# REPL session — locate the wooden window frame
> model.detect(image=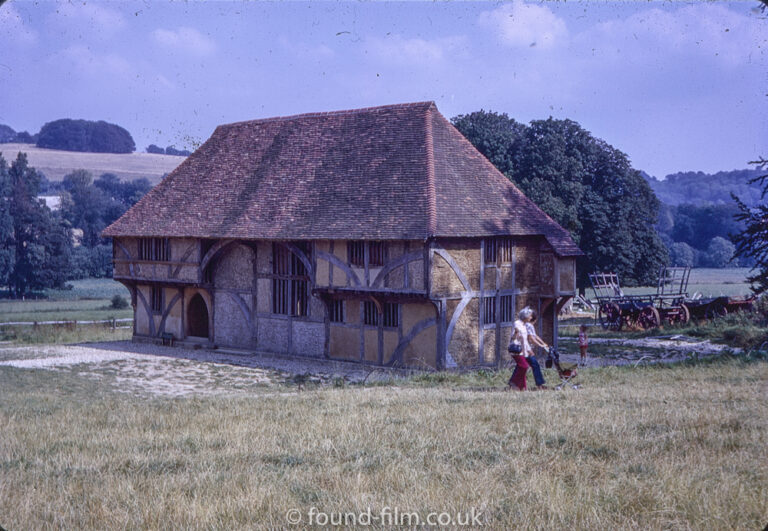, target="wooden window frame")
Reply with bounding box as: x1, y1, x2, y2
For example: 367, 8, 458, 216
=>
484, 237, 513, 265
482, 296, 496, 325
499, 295, 514, 323
272, 243, 310, 317
382, 302, 398, 328
369, 241, 385, 267
329, 299, 344, 323
348, 241, 365, 267
139, 238, 171, 262
363, 301, 378, 326
348, 240, 387, 268
150, 286, 163, 314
